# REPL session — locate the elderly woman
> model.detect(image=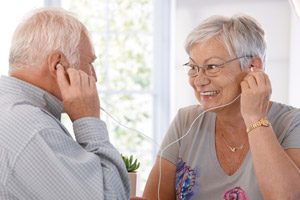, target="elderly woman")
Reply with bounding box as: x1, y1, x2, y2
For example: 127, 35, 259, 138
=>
143, 15, 300, 200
